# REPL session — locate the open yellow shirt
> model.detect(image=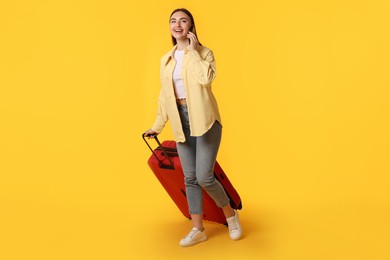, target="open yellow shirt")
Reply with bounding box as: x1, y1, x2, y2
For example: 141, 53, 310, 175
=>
151, 45, 222, 142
